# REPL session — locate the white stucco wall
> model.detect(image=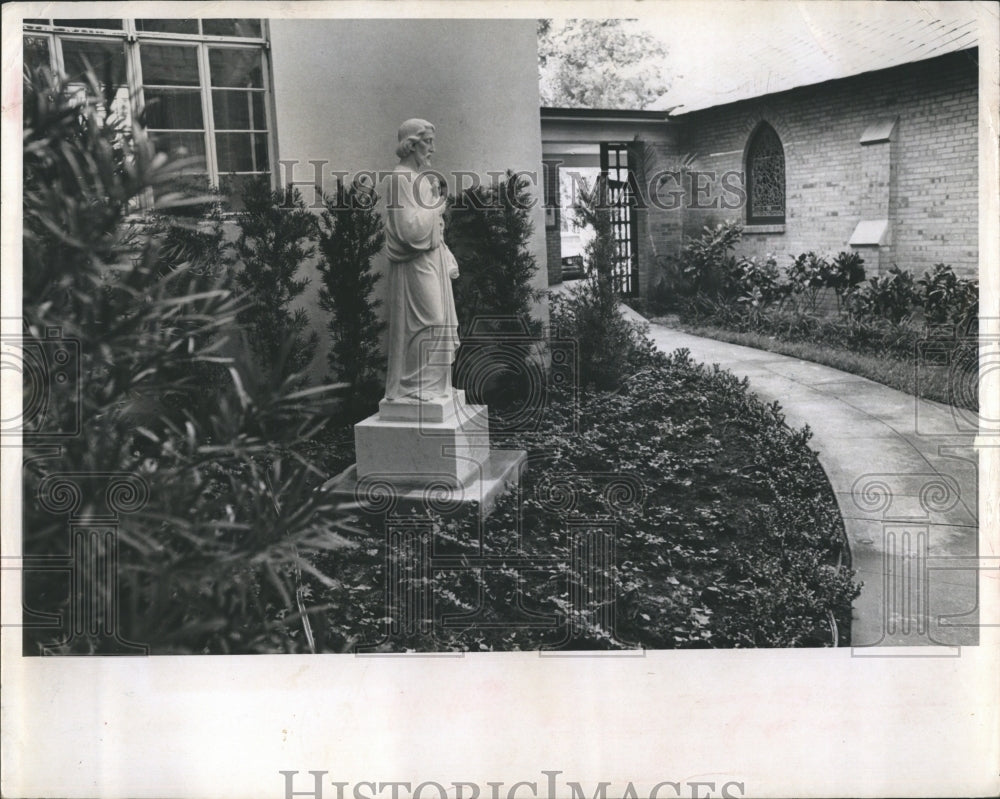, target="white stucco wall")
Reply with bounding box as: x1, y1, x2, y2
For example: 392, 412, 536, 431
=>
268, 18, 548, 379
